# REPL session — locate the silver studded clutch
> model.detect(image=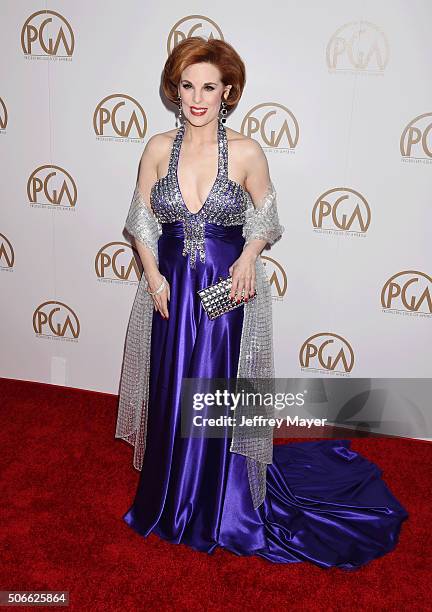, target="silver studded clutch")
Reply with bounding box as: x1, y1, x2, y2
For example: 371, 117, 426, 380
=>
197, 275, 257, 320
